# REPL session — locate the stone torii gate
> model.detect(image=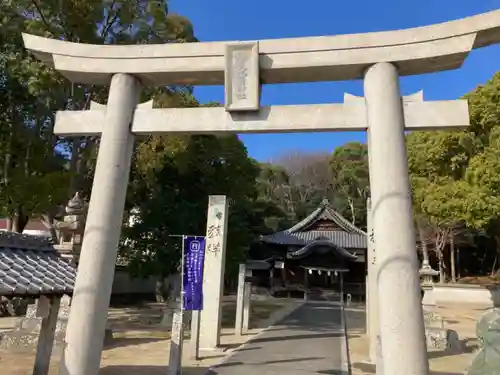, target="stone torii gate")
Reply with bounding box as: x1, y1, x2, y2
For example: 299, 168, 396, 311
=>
22, 9, 500, 375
